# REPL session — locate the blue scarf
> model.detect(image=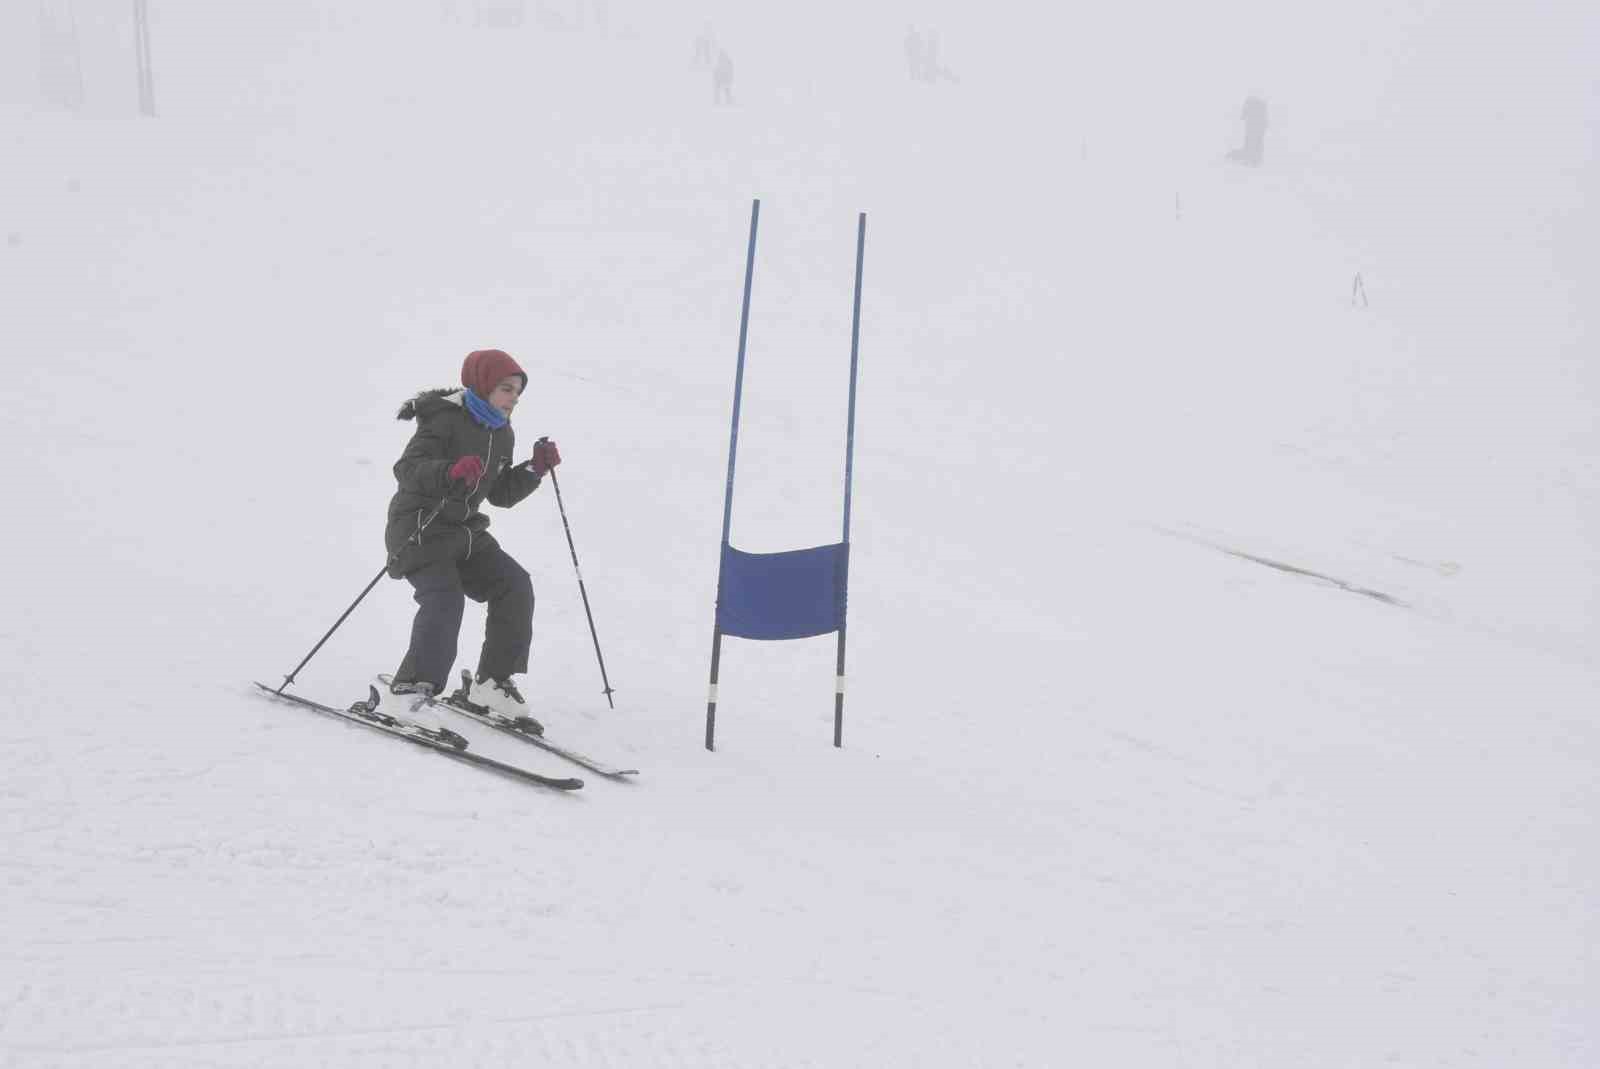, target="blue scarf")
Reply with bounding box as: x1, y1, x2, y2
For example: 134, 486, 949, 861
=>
462, 389, 507, 430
